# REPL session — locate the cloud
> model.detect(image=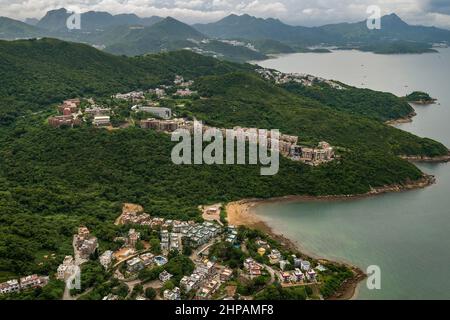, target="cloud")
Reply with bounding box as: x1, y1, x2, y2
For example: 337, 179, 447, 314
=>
1, 0, 449, 28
